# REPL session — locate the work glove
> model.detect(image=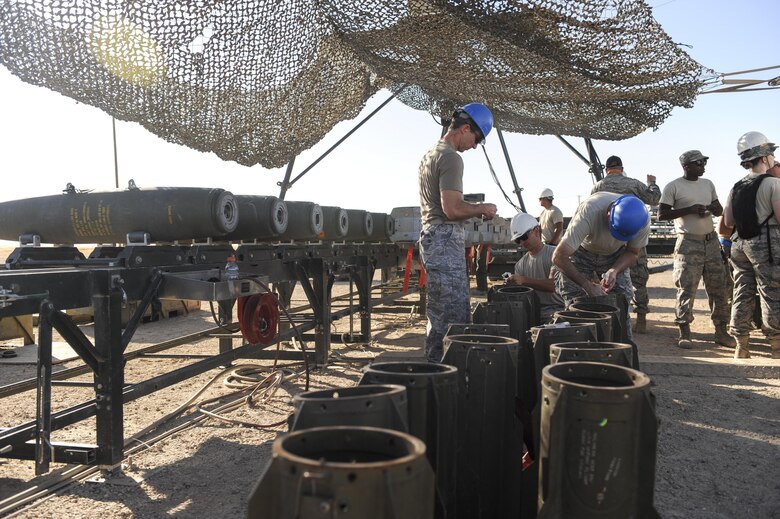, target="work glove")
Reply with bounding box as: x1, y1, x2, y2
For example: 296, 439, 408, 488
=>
719, 237, 731, 262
